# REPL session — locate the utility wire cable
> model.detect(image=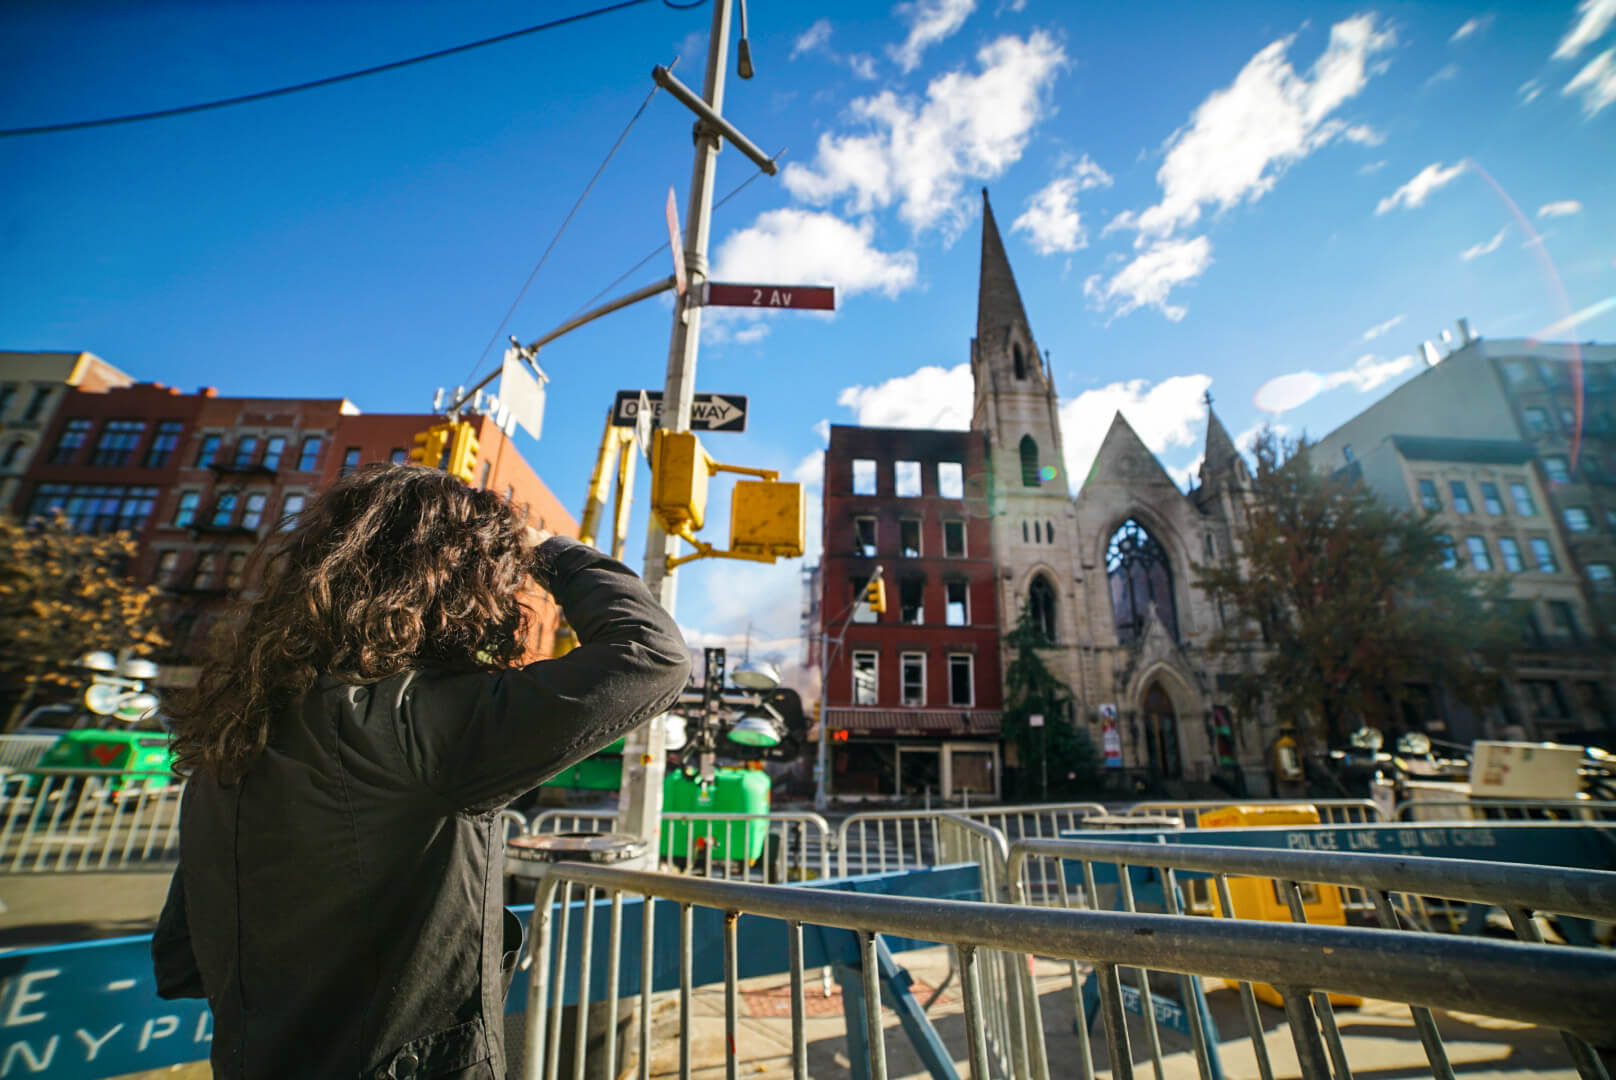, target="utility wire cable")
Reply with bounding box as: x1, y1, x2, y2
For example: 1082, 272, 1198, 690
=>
0, 0, 660, 138
458, 74, 666, 393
